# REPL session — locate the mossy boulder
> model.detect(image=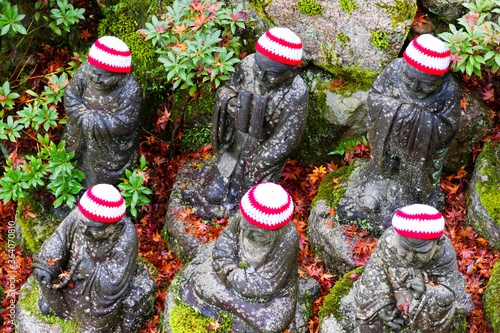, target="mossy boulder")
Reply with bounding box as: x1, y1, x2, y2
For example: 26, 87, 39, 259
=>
227, 0, 414, 72
14, 195, 62, 254
485, 260, 500, 332
467, 140, 500, 250
308, 163, 358, 273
